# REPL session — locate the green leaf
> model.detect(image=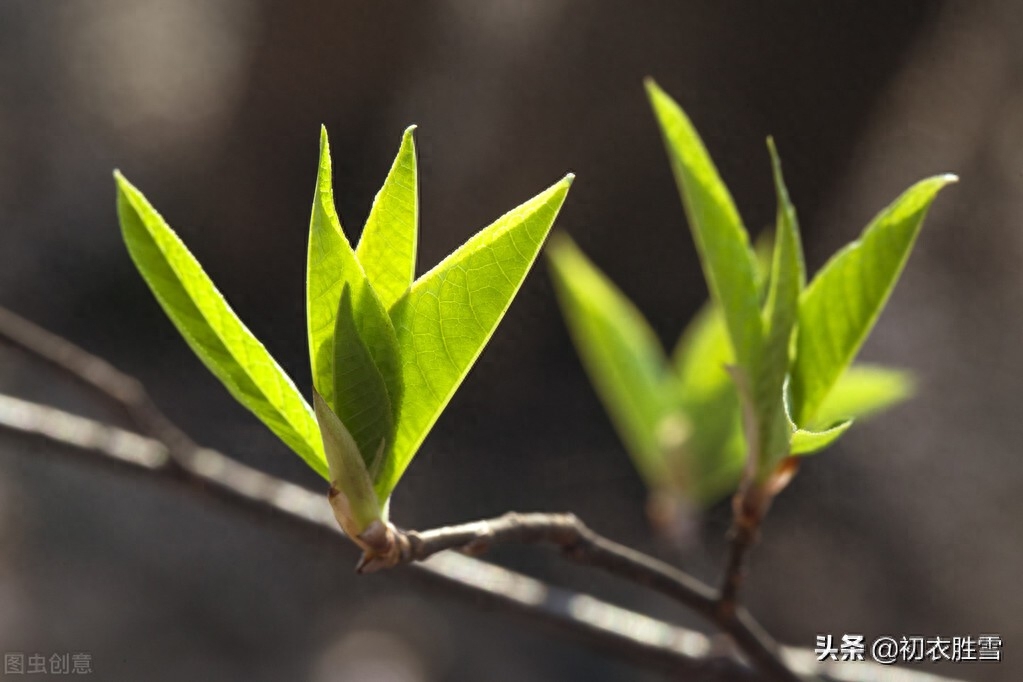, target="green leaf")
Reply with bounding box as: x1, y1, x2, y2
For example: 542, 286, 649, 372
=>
812, 364, 914, 429
356, 125, 419, 311
306, 127, 403, 423
753, 138, 805, 474
115, 172, 328, 479
674, 304, 733, 400
332, 285, 393, 485
790, 174, 956, 425
694, 420, 747, 503
380, 175, 574, 500
313, 392, 382, 534
752, 230, 775, 298
548, 235, 676, 487
790, 419, 853, 456
646, 78, 763, 374
671, 304, 745, 490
